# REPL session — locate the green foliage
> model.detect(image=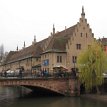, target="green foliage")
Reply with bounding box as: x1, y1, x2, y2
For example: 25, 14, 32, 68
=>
77, 42, 107, 91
